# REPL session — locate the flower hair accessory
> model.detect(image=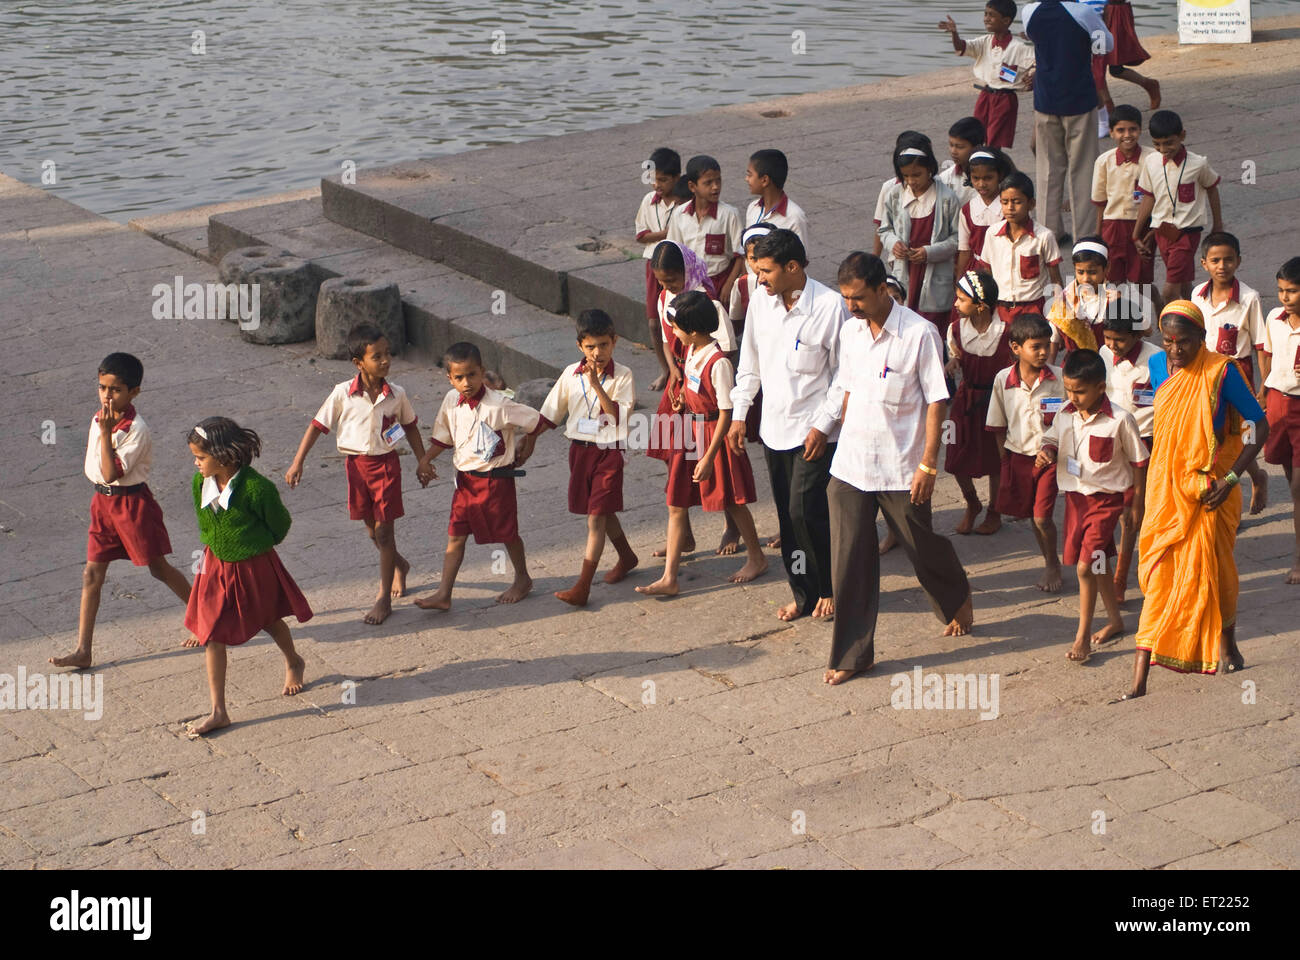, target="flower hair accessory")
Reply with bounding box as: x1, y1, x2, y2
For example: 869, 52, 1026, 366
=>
193, 425, 209, 440
957, 271, 986, 304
